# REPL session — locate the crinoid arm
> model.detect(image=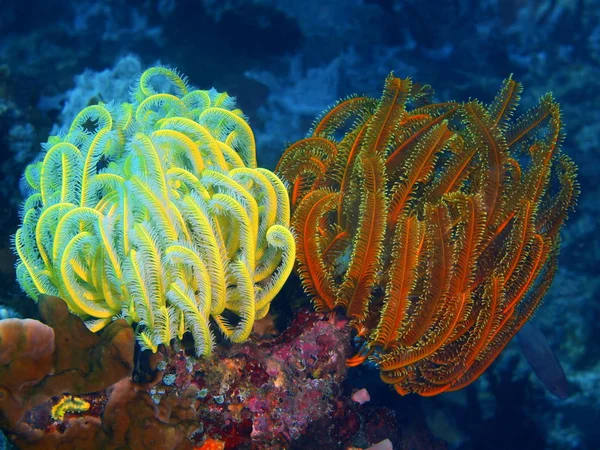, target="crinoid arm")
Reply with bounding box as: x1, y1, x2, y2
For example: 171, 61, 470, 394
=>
14, 67, 295, 356
277, 73, 577, 396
